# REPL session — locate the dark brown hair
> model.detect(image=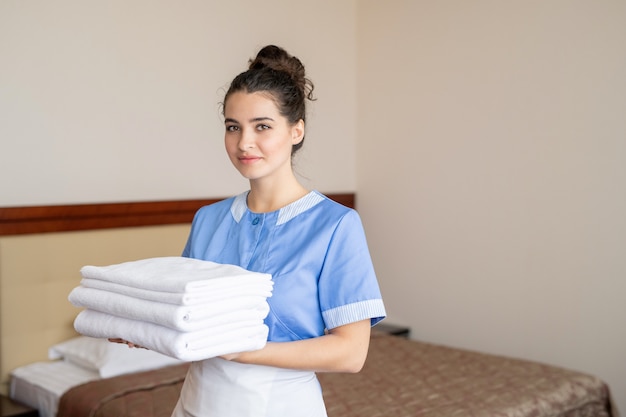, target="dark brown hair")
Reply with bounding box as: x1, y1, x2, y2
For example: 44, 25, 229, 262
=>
223, 45, 315, 155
